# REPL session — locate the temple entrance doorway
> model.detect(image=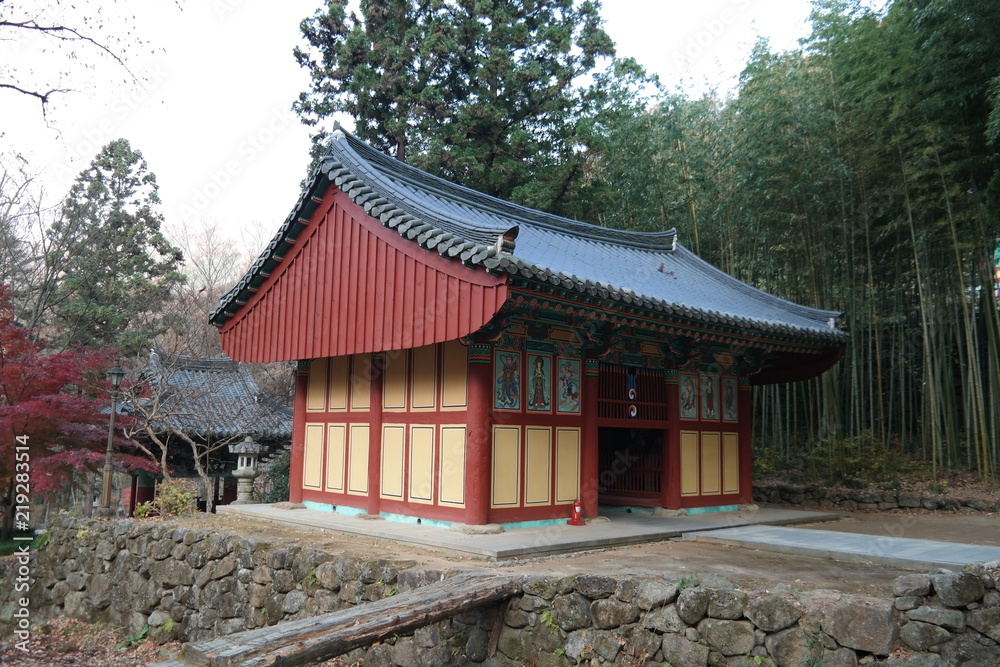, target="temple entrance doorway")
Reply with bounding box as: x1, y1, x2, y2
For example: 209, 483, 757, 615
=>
597, 427, 664, 507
